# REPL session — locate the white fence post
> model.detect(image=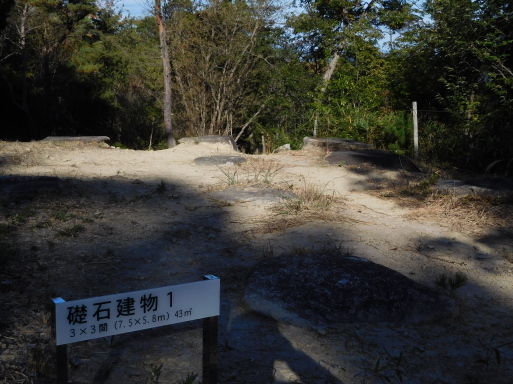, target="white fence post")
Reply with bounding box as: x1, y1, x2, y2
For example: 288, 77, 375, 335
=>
413, 101, 419, 160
